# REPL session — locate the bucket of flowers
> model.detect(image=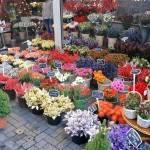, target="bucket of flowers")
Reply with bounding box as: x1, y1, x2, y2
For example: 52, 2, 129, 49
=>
18, 68, 31, 83
72, 85, 91, 110
93, 70, 111, 91
55, 71, 70, 84
75, 67, 92, 88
